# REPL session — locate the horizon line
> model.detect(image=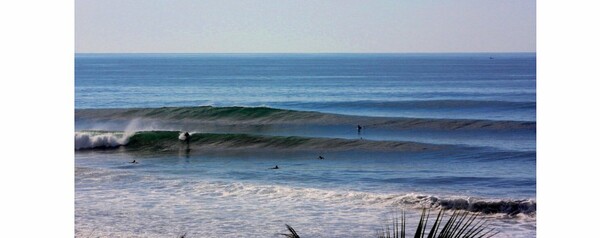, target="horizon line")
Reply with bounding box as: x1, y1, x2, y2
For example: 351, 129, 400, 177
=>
75, 51, 536, 54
